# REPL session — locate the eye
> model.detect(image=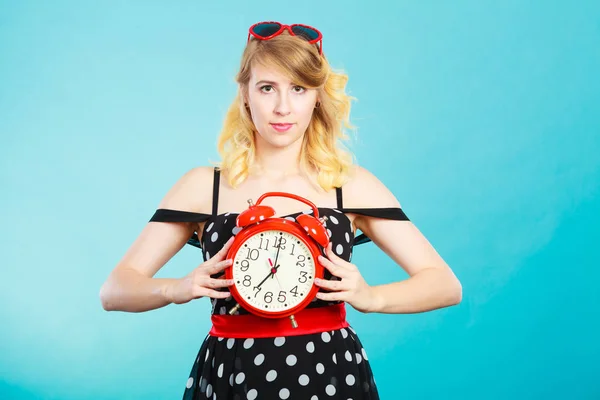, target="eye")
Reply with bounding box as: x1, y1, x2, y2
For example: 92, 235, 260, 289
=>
292, 85, 306, 94
260, 85, 274, 93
